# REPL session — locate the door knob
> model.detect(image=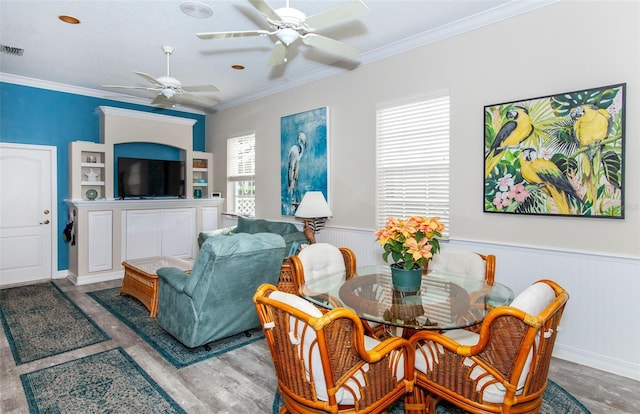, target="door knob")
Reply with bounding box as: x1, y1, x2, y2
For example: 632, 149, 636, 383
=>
40, 220, 50, 225
44, 209, 50, 214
